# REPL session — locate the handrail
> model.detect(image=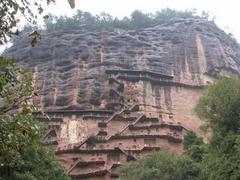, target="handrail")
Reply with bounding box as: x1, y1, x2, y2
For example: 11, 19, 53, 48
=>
118, 74, 205, 89
33, 109, 114, 115
106, 69, 173, 79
